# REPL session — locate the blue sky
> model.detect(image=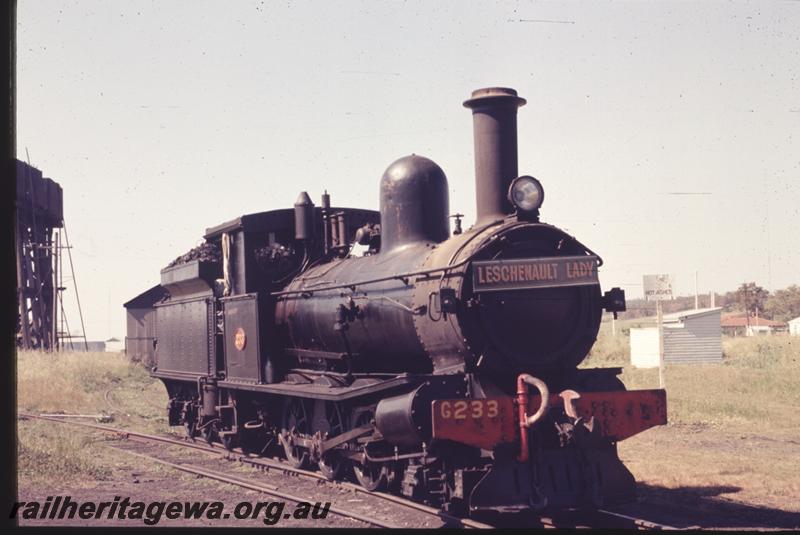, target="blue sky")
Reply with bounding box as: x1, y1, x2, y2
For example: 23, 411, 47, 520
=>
17, 0, 800, 339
